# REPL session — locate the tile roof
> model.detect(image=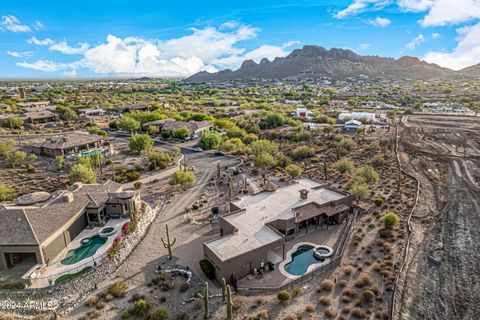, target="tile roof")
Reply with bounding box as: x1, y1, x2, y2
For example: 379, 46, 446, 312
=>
0, 181, 127, 246
30, 133, 105, 150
